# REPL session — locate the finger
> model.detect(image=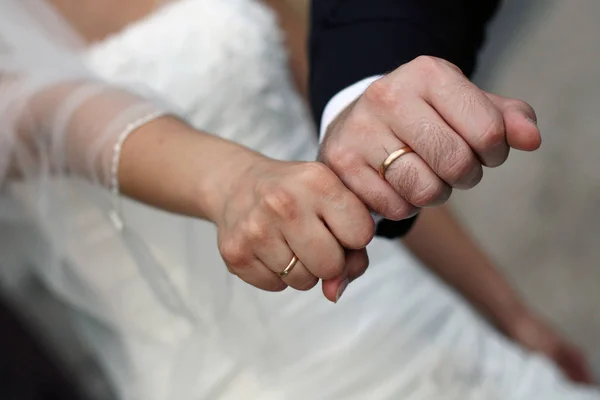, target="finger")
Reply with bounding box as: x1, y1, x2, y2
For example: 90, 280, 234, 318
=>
320, 127, 414, 221
416, 61, 509, 167
384, 151, 453, 207
358, 128, 453, 207
485, 92, 542, 152
277, 258, 318, 291
231, 258, 288, 292
318, 181, 375, 250
321, 249, 369, 303
338, 106, 456, 202
282, 214, 346, 281
219, 231, 288, 291
345, 248, 370, 282
382, 99, 483, 190
255, 233, 318, 291
234, 212, 318, 291
335, 161, 417, 221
